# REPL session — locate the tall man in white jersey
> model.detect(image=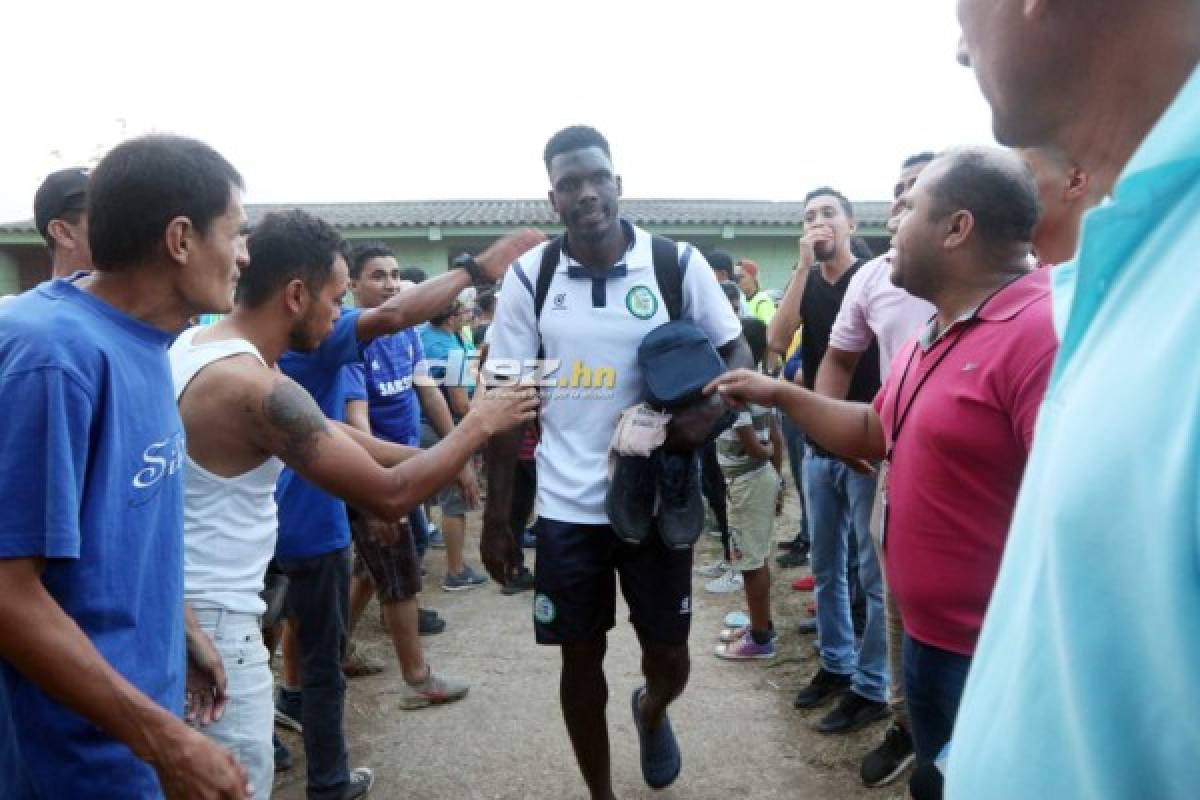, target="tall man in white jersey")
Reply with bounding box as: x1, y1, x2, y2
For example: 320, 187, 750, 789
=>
482, 126, 750, 799
171, 210, 538, 799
